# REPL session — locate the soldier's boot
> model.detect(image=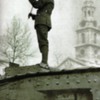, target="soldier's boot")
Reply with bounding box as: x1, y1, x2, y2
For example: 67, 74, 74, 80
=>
40, 46, 50, 69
